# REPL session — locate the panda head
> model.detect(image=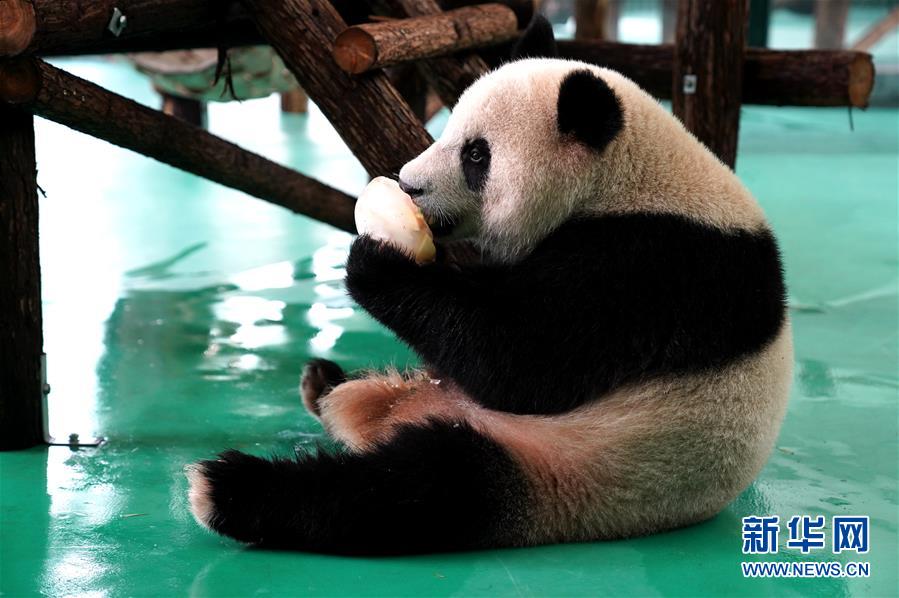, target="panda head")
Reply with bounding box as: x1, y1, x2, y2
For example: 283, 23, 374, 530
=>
398, 17, 633, 262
